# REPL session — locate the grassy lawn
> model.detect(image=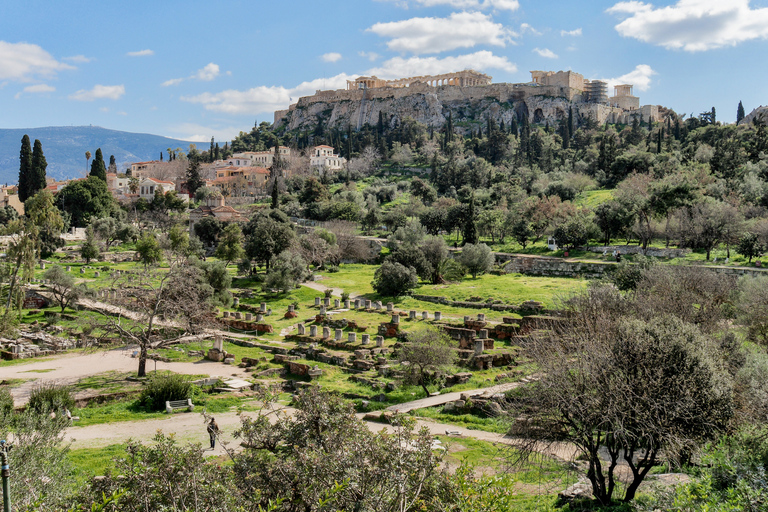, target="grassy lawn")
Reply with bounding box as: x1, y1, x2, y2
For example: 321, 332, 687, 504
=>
67, 444, 126, 484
